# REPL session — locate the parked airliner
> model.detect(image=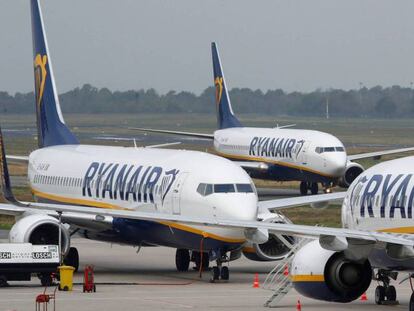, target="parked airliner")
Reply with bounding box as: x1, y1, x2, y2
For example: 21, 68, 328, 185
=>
131, 43, 414, 195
